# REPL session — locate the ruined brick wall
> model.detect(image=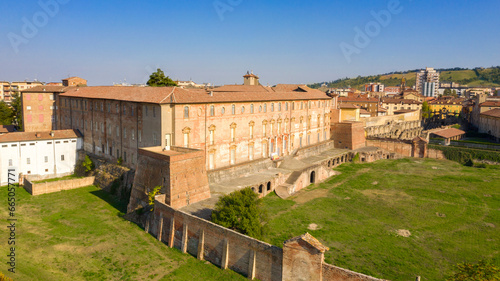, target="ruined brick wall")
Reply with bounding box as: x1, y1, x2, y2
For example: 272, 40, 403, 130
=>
366, 139, 413, 157
332, 122, 366, 150
151, 196, 283, 281
149, 195, 385, 281
426, 149, 446, 160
